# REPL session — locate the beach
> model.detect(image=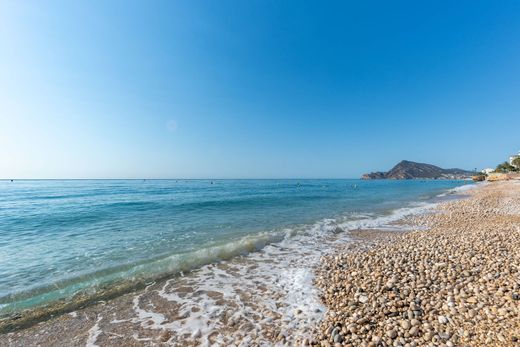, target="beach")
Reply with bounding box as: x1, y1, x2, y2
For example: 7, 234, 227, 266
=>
1, 180, 519, 346
4, 0, 520, 345
0, 179, 463, 346
315, 180, 520, 346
